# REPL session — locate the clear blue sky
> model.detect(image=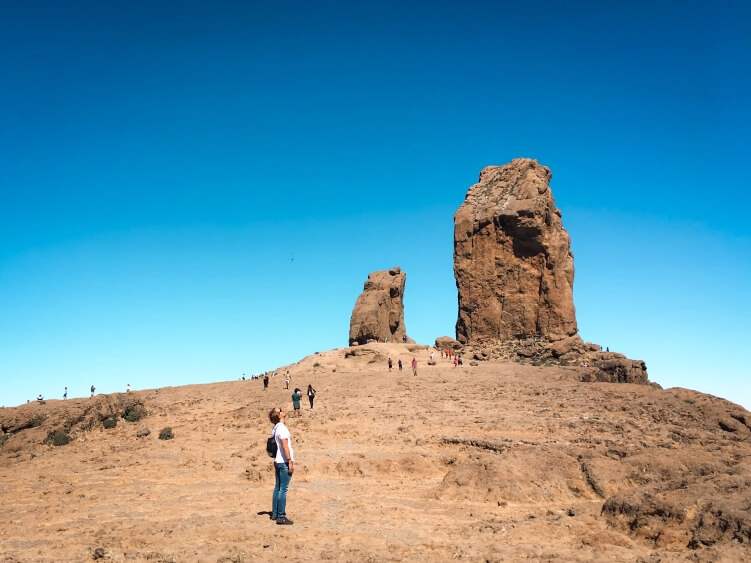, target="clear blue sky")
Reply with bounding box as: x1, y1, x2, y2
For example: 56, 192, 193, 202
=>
2, 1, 749, 409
